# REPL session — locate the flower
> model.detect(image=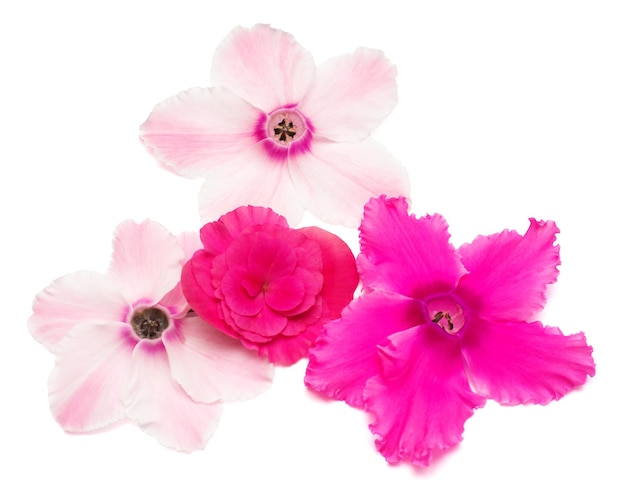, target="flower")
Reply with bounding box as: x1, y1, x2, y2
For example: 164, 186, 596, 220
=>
140, 24, 410, 227
29, 219, 273, 452
181, 205, 359, 365
305, 196, 595, 466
